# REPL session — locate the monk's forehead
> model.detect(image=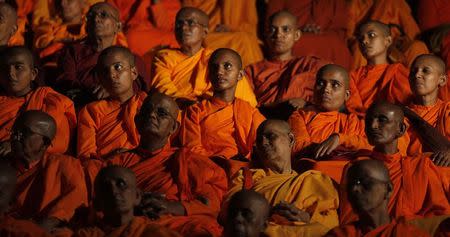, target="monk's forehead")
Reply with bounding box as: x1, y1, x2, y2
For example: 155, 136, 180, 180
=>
367, 103, 403, 120
0, 4, 14, 17
349, 161, 389, 182
413, 55, 446, 73
1, 50, 33, 65
269, 12, 297, 26
145, 94, 179, 114
177, 9, 208, 25
359, 22, 389, 36
89, 3, 118, 18
319, 66, 348, 82
258, 121, 290, 135
99, 168, 136, 184
99, 51, 131, 65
